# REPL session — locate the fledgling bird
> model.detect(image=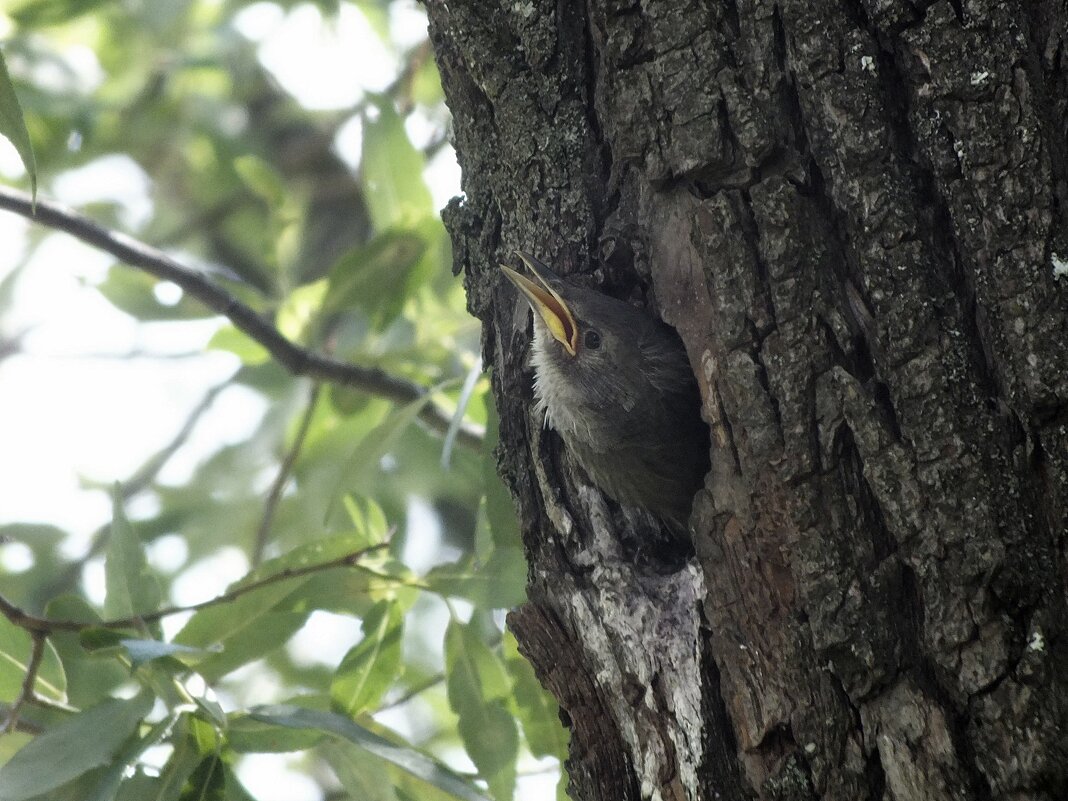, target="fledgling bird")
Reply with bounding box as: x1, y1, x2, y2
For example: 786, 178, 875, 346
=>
501, 252, 710, 536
